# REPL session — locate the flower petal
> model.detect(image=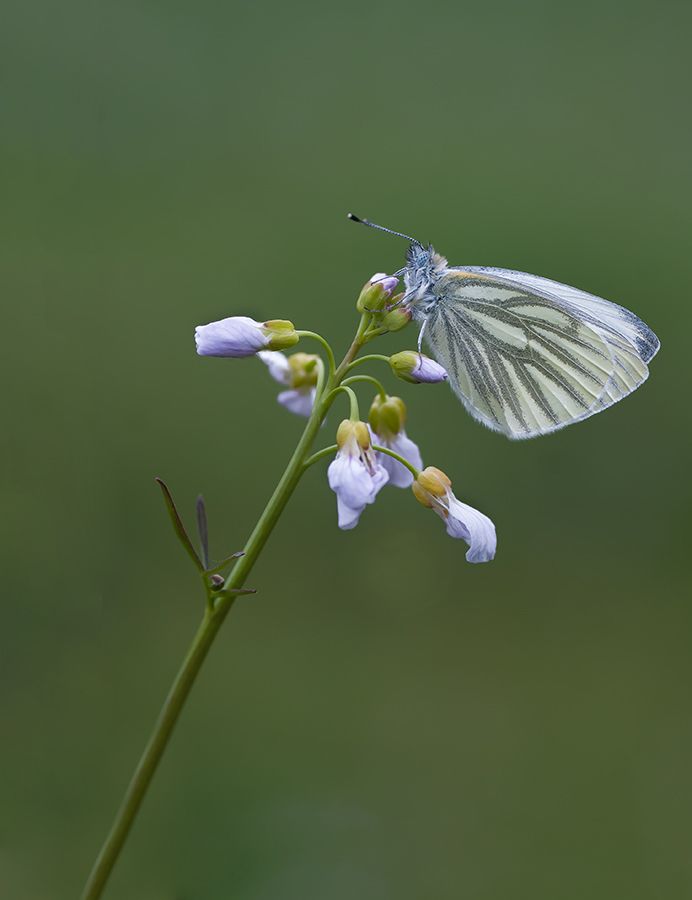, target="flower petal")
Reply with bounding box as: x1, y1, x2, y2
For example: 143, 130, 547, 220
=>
411, 355, 448, 383
258, 350, 291, 384
277, 388, 315, 417
445, 496, 497, 563
375, 430, 423, 489
328, 449, 389, 530
369, 272, 399, 296
195, 316, 268, 357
